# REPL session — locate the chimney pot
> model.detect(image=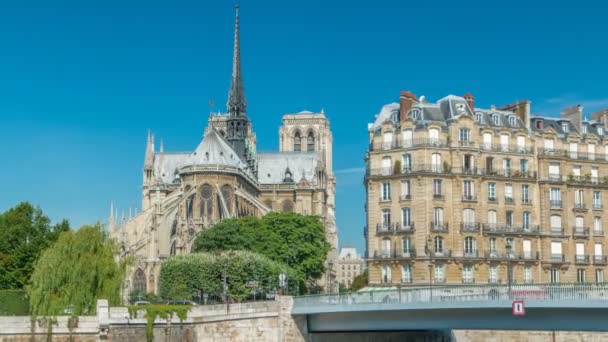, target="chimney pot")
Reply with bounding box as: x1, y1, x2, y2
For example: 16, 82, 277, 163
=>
464, 93, 475, 110
399, 90, 417, 123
